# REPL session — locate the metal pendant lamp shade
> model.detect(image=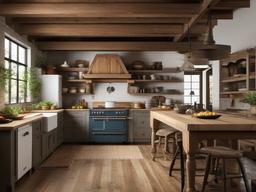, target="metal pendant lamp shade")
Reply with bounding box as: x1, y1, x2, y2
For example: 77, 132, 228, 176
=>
191, 12, 231, 61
